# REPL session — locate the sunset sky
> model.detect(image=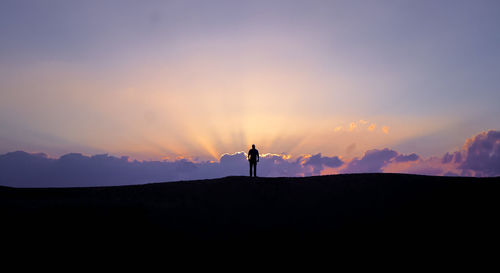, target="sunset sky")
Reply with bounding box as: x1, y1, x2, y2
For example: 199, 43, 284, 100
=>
1, 1, 500, 185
